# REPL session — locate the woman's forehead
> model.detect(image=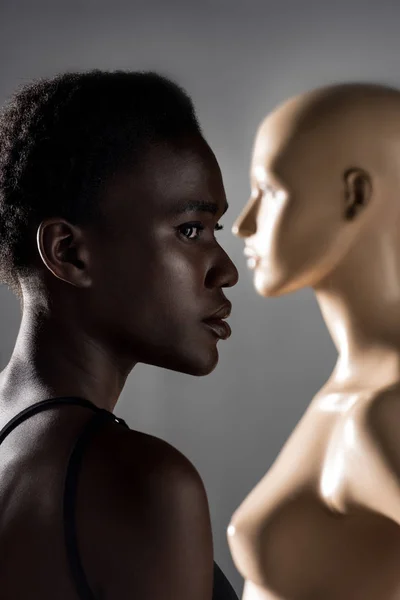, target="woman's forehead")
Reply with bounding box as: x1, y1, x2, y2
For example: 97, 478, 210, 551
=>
101, 139, 226, 218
